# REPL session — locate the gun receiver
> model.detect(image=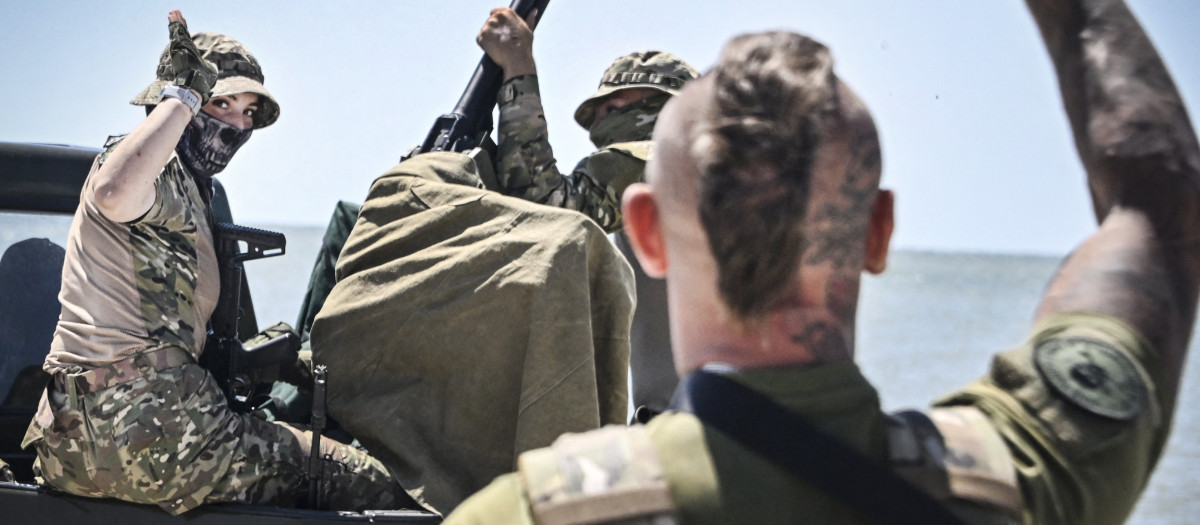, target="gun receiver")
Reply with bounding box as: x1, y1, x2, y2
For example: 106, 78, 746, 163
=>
201, 222, 292, 412
405, 0, 551, 159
